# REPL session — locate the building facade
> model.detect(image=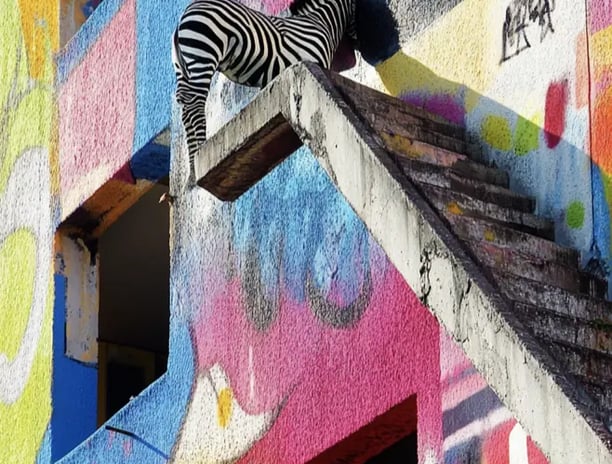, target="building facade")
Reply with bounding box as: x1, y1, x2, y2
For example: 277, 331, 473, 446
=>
1, 0, 611, 462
